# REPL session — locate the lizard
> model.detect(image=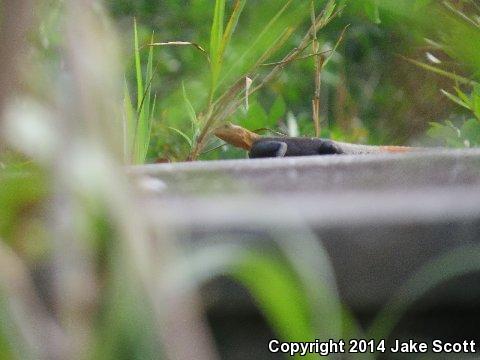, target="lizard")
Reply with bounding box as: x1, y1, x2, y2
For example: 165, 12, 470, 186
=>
213, 123, 415, 158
